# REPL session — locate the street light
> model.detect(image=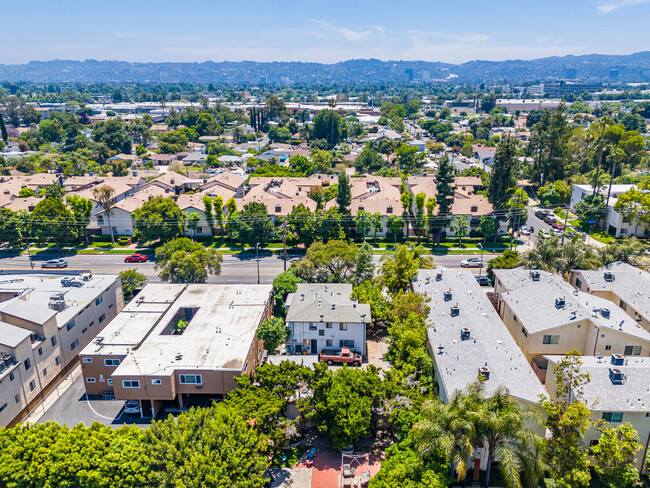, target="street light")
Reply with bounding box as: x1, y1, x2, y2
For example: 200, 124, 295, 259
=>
280, 219, 288, 272
255, 242, 260, 284
478, 242, 484, 278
